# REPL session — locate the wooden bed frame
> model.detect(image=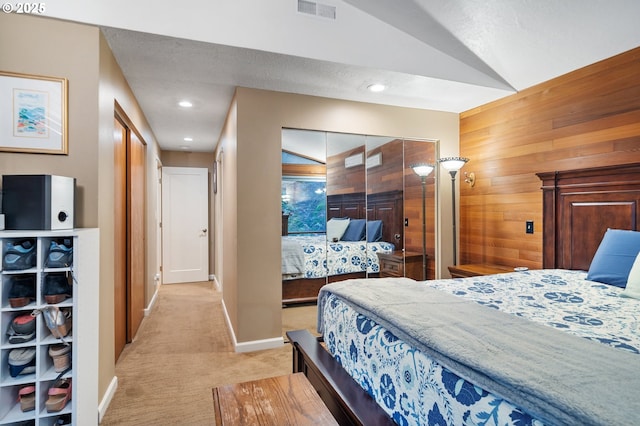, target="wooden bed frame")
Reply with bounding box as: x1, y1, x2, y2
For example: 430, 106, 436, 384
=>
282, 190, 403, 305
288, 163, 640, 424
